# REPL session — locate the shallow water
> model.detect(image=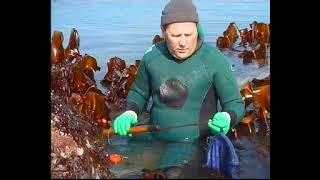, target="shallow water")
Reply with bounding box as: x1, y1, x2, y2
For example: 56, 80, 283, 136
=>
51, 0, 270, 88
52, 0, 270, 178
104, 114, 270, 179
